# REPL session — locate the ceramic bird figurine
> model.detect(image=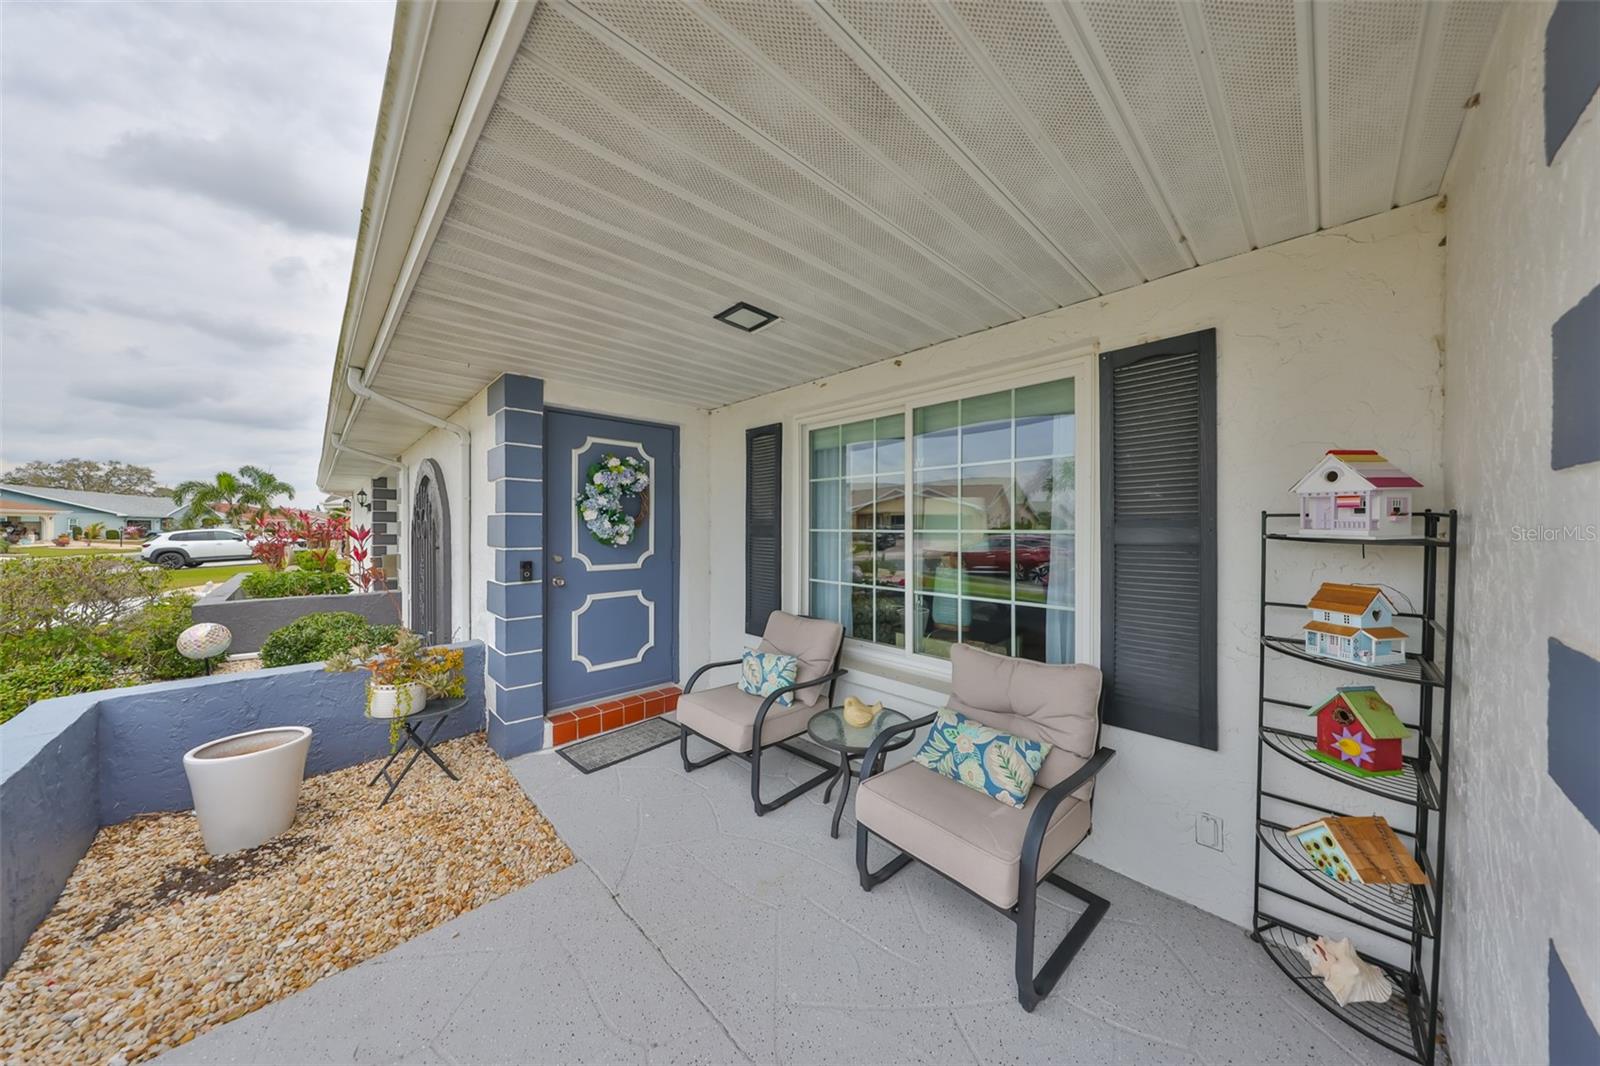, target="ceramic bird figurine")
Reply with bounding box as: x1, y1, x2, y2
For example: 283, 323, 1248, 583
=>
842, 696, 882, 728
